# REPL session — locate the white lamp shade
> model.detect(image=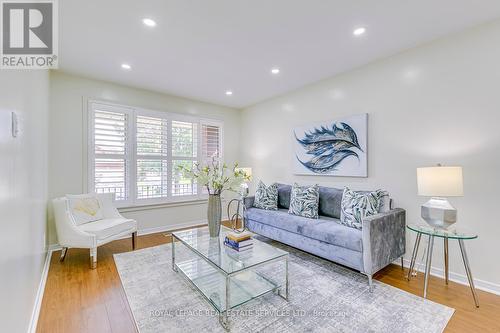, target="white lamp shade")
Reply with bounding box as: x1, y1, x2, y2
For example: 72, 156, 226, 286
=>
235, 167, 252, 179
417, 166, 463, 197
